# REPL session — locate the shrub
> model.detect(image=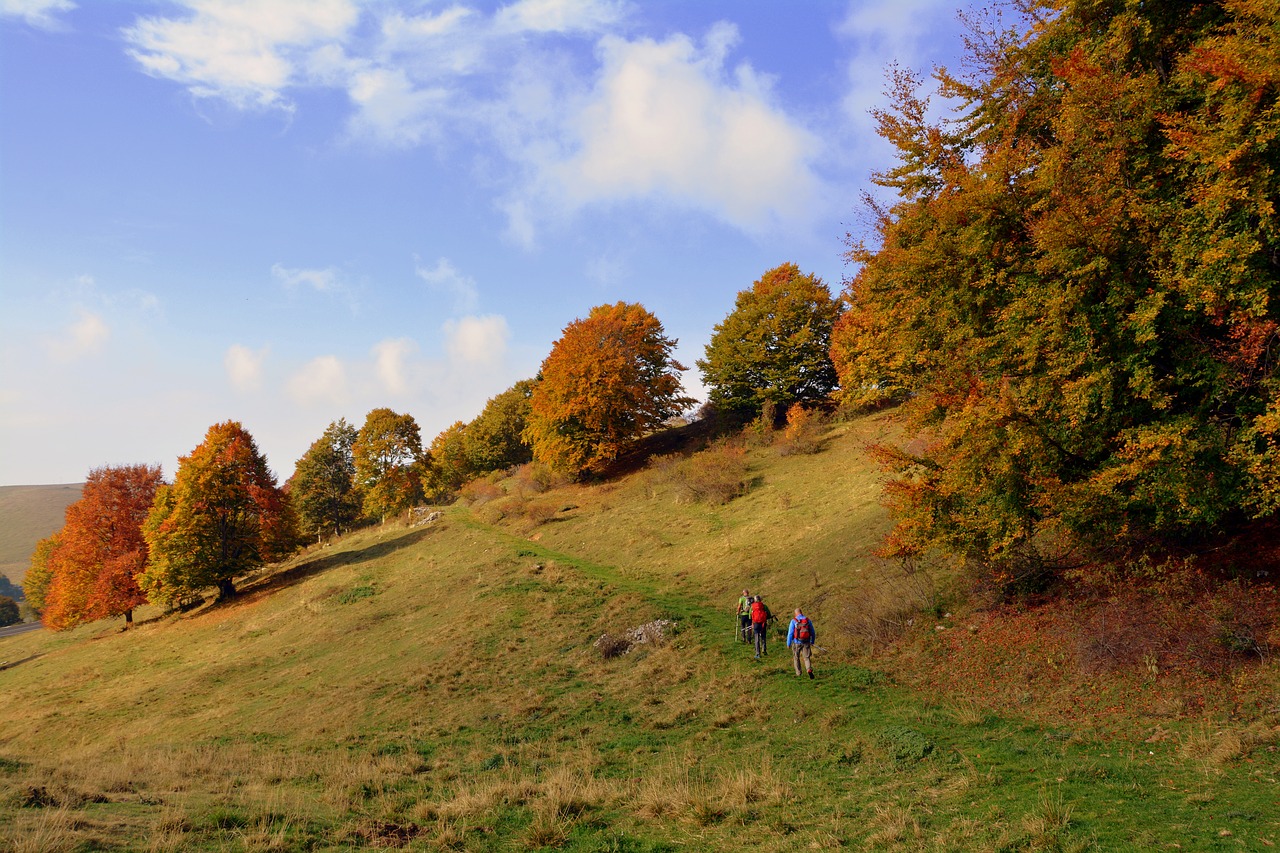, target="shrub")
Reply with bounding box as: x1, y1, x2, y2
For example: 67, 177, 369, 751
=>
458, 476, 504, 506
777, 403, 823, 456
